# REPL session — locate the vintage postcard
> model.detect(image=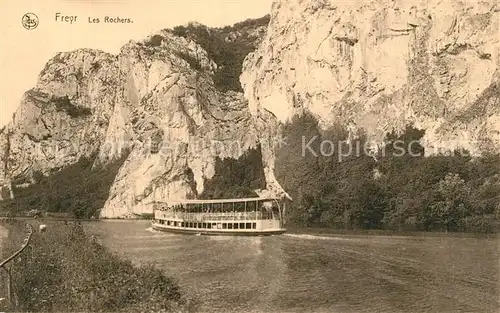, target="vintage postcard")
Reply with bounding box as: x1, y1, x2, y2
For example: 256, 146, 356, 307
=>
0, 0, 499, 312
